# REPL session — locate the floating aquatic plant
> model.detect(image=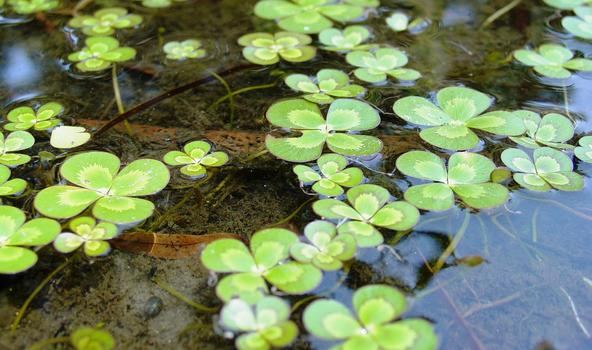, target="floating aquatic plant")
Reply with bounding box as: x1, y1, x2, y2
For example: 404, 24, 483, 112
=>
71, 326, 115, 350
543, 0, 591, 9
163, 39, 206, 60
68, 7, 142, 36
68, 36, 137, 72
290, 220, 356, 270
163, 140, 229, 178
0, 205, 60, 274
501, 147, 584, 191
385, 12, 428, 33
50, 126, 91, 149
0, 130, 34, 167
254, 0, 377, 34
53, 217, 118, 257
510, 110, 574, 149
238, 32, 316, 65
562, 6, 592, 39
201, 228, 322, 301
7, 0, 58, 14
396, 151, 509, 211
141, 0, 186, 7
513, 43, 592, 78
4, 101, 63, 131
318, 25, 376, 52
393, 86, 525, 150
265, 98, 382, 162
0, 165, 26, 196
220, 296, 298, 350
34, 151, 170, 224
575, 136, 592, 162
313, 184, 419, 247
284, 69, 366, 104
303, 284, 437, 350
345, 48, 421, 84
293, 153, 363, 196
